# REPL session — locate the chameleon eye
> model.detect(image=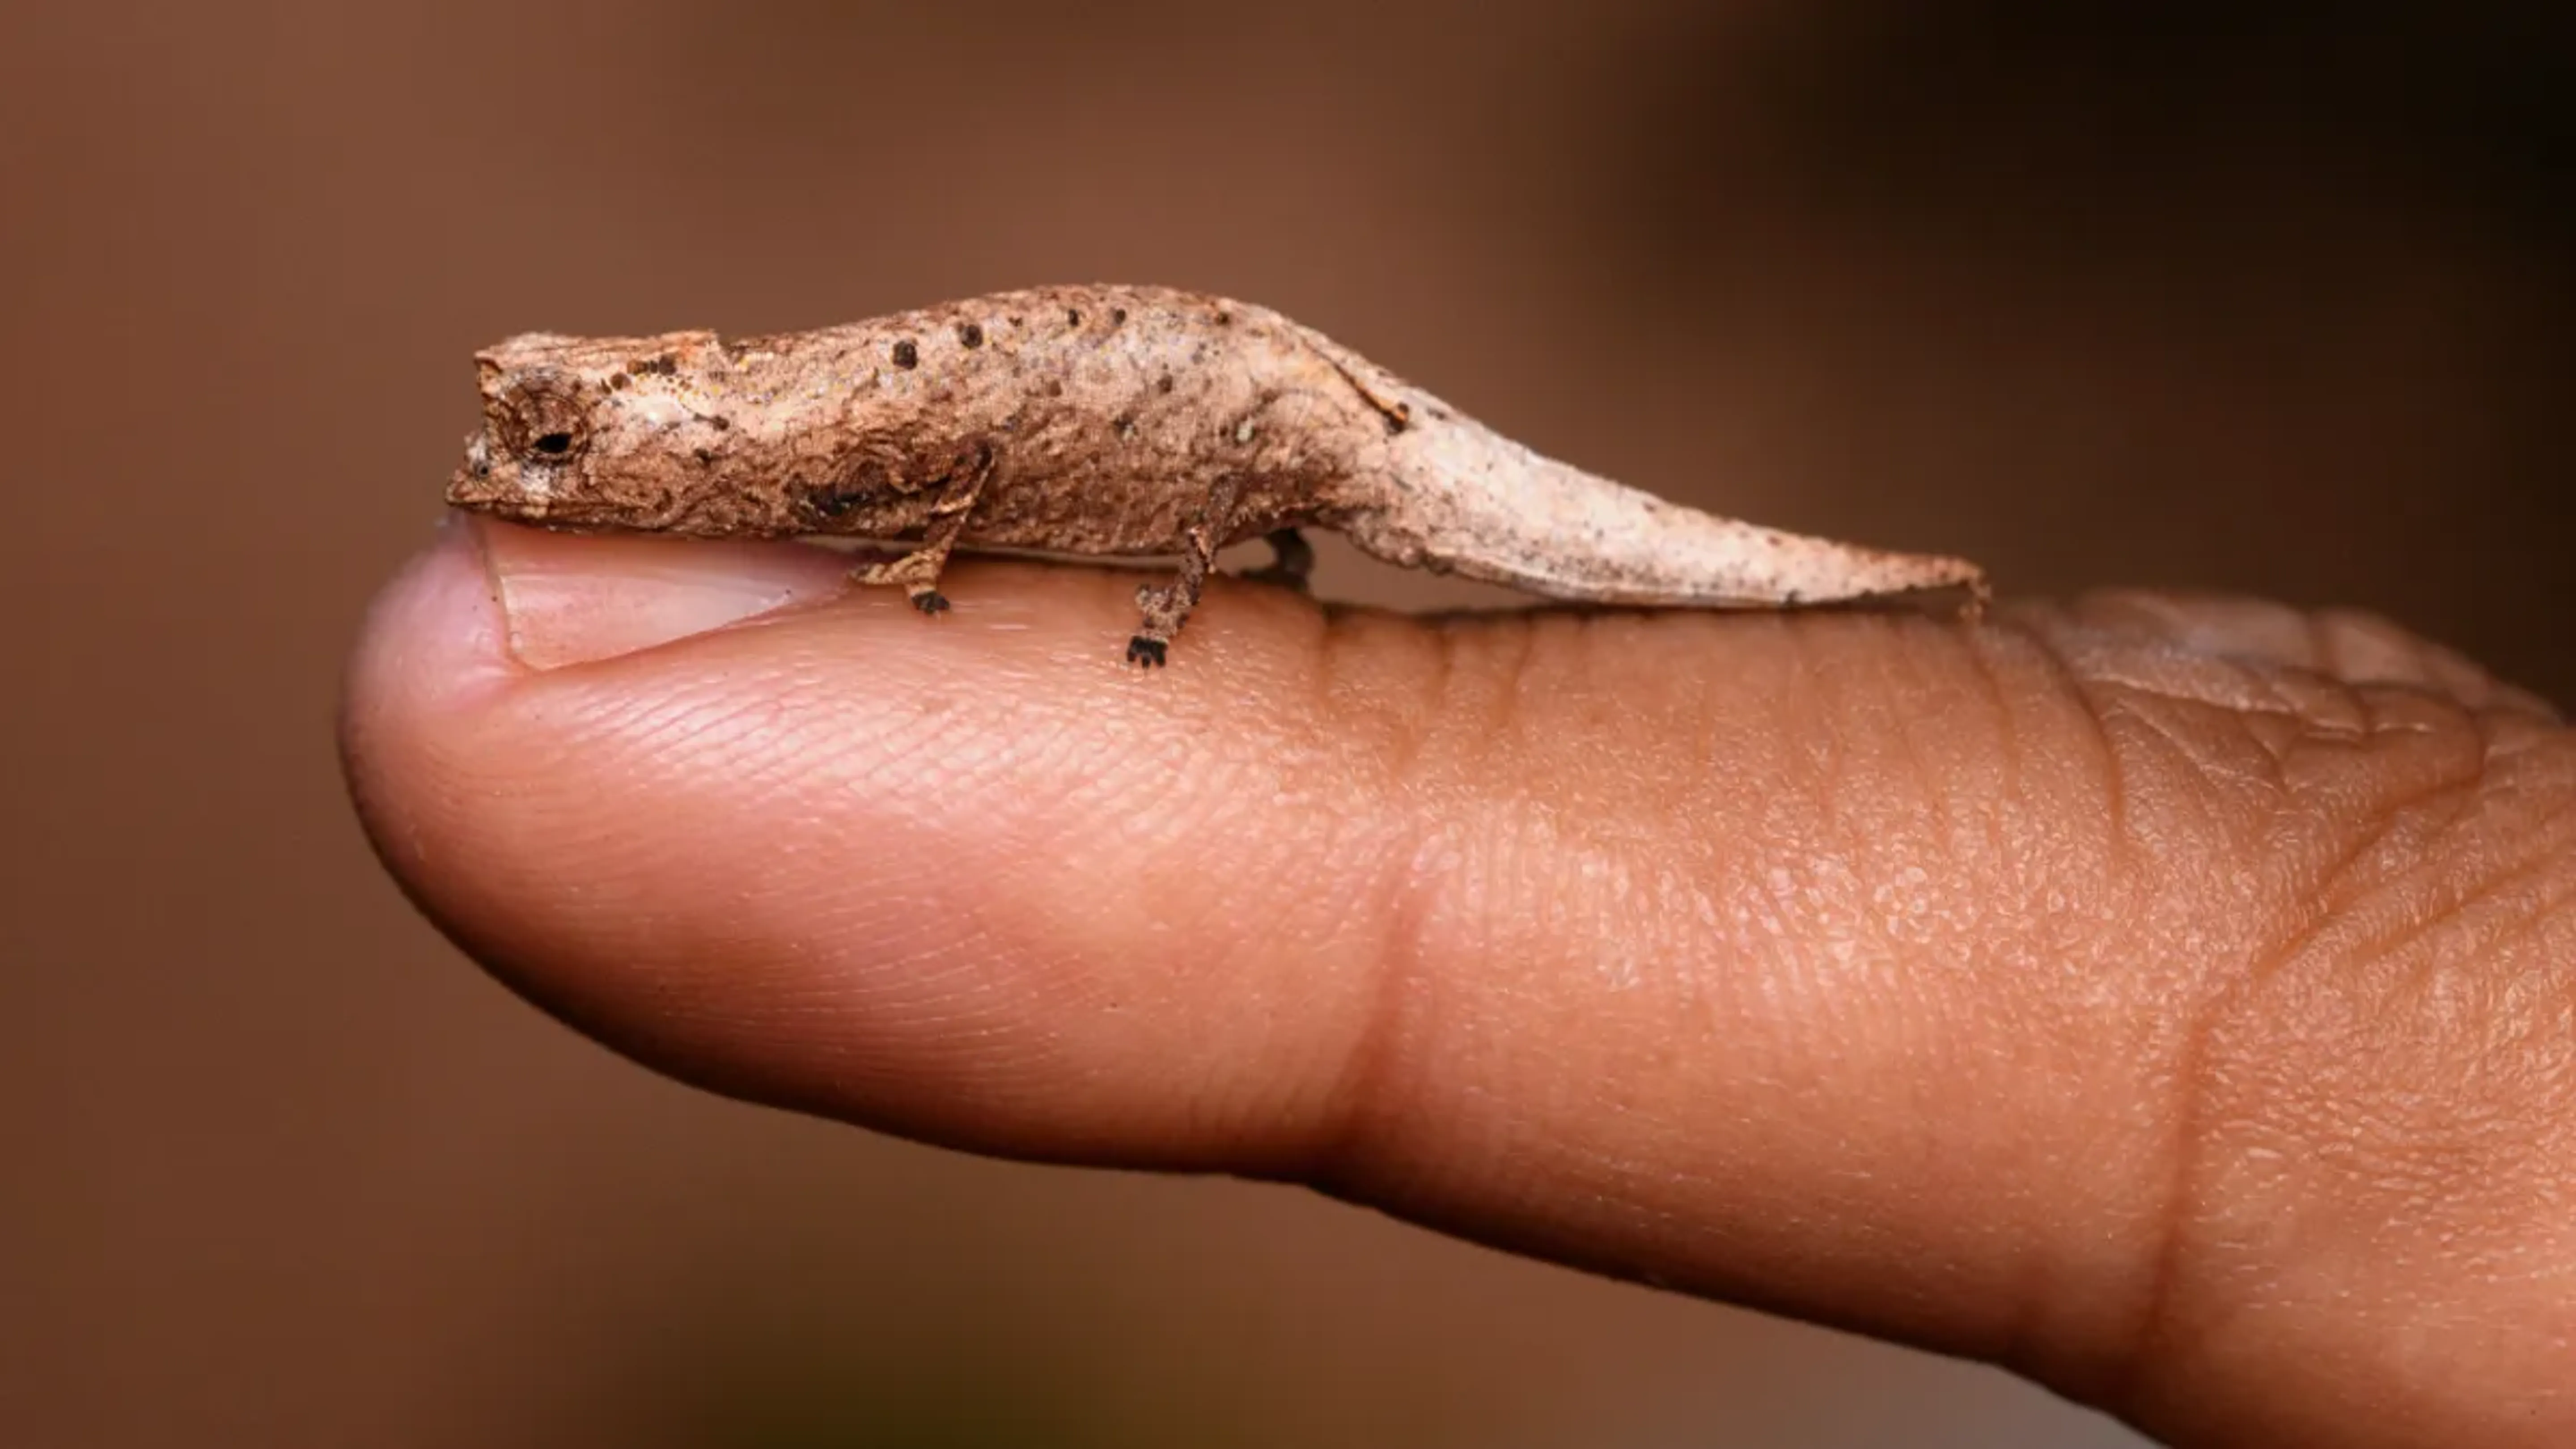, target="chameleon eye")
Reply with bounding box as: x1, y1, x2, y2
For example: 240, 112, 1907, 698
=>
488, 368, 593, 465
